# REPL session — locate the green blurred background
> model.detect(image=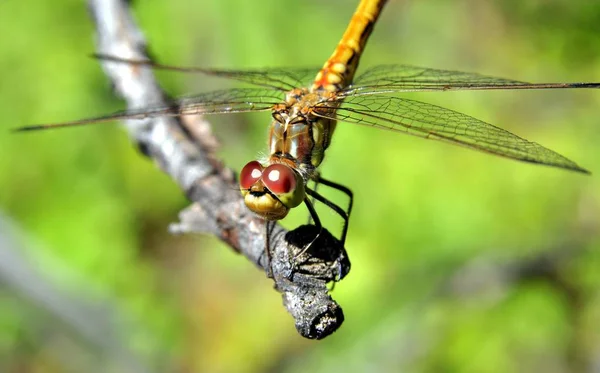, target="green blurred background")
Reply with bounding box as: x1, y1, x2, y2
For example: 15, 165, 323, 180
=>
1, 0, 599, 372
